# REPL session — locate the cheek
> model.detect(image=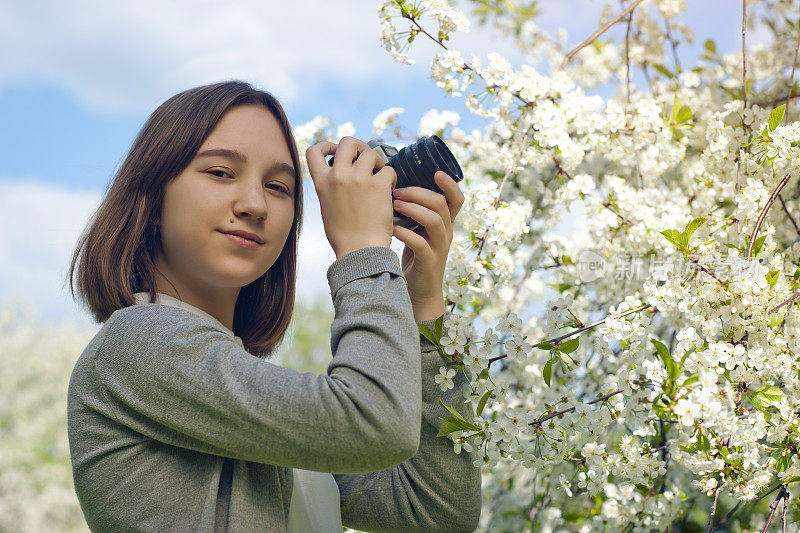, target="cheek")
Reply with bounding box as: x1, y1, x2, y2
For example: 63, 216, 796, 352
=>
279, 202, 296, 232
161, 205, 212, 255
